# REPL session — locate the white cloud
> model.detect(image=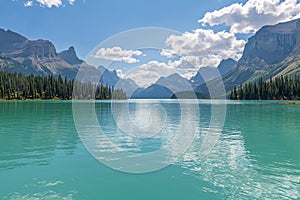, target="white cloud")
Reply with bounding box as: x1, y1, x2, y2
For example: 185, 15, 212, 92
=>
199, 0, 300, 34
124, 59, 199, 87
23, 0, 75, 8
94, 47, 143, 64
148, 1, 300, 83
167, 56, 199, 69
24, 1, 33, 7
125, 61, 175, 87
37, 0, 62, 8
162, 29, 245, 68
161, 0, 300, 70
160, 49, 178, 58
165, 57, 199, 79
